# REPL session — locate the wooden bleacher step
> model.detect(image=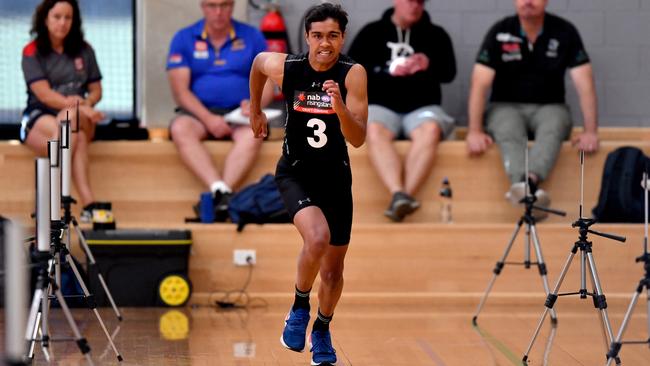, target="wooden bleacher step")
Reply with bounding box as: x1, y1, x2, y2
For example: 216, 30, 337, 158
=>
1, 139, 649, 225
94, 222, 645, 306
